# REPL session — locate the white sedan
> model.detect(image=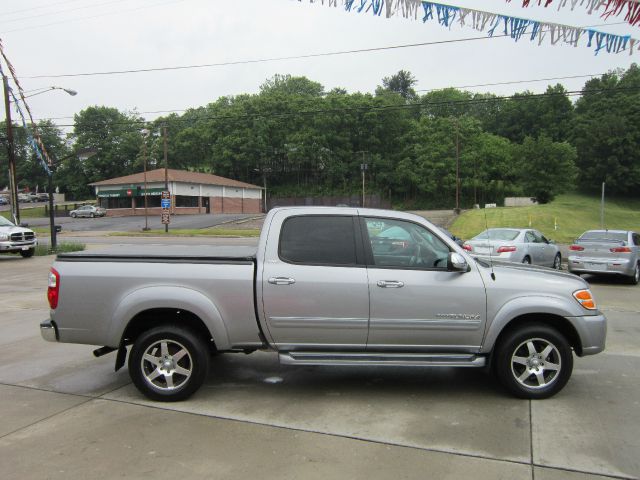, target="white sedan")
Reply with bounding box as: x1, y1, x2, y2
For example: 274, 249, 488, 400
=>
463, 228, 562, 269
